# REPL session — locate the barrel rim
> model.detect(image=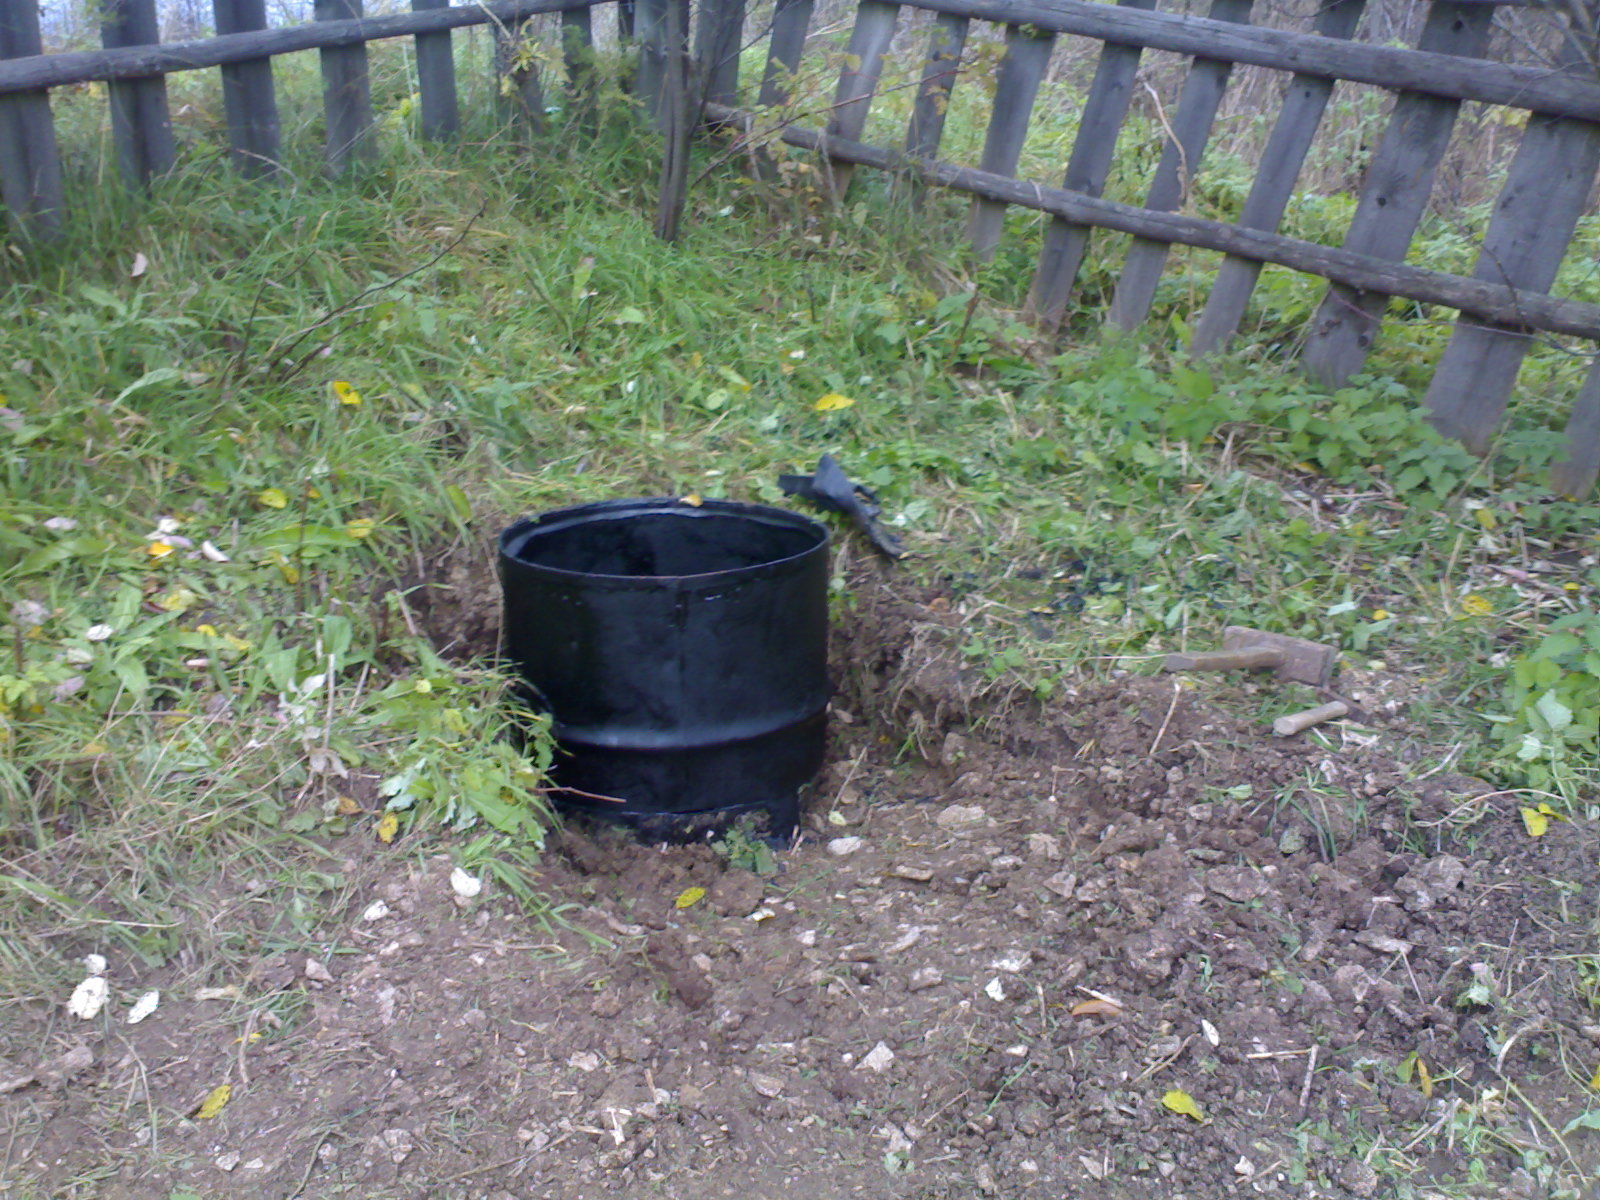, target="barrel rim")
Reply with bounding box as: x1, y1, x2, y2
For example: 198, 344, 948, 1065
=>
498, 497, 830, 584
